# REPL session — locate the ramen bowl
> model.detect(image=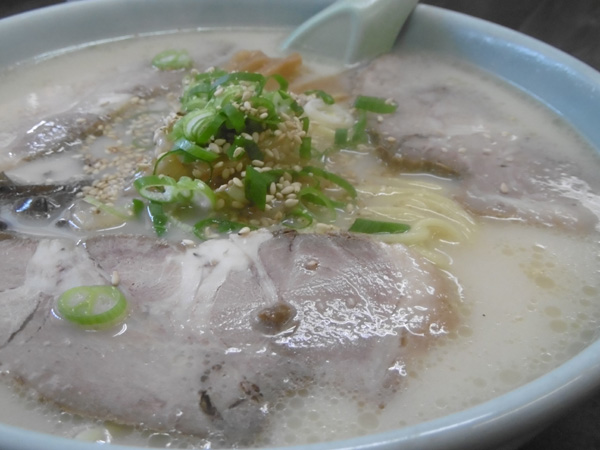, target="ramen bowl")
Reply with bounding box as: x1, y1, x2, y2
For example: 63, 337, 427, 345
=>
0, 1, 599, 450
